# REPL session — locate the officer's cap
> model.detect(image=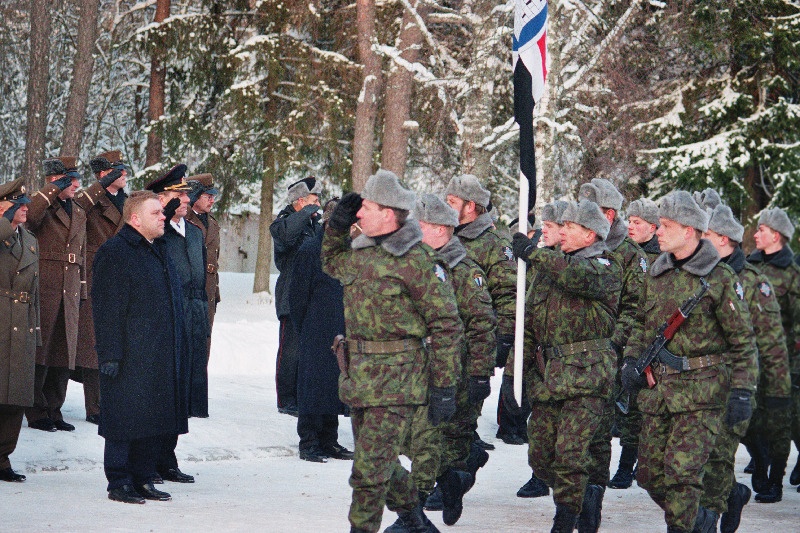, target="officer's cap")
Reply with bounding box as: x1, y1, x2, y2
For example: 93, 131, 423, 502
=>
0, 178, 31, 205
145, 164, 191, 193
188, 173, 219, 196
